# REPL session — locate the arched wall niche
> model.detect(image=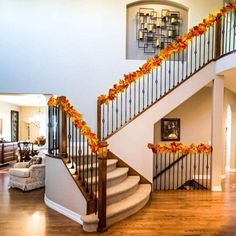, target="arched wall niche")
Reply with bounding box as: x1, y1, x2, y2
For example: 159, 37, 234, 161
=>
126, 0, 189, 60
